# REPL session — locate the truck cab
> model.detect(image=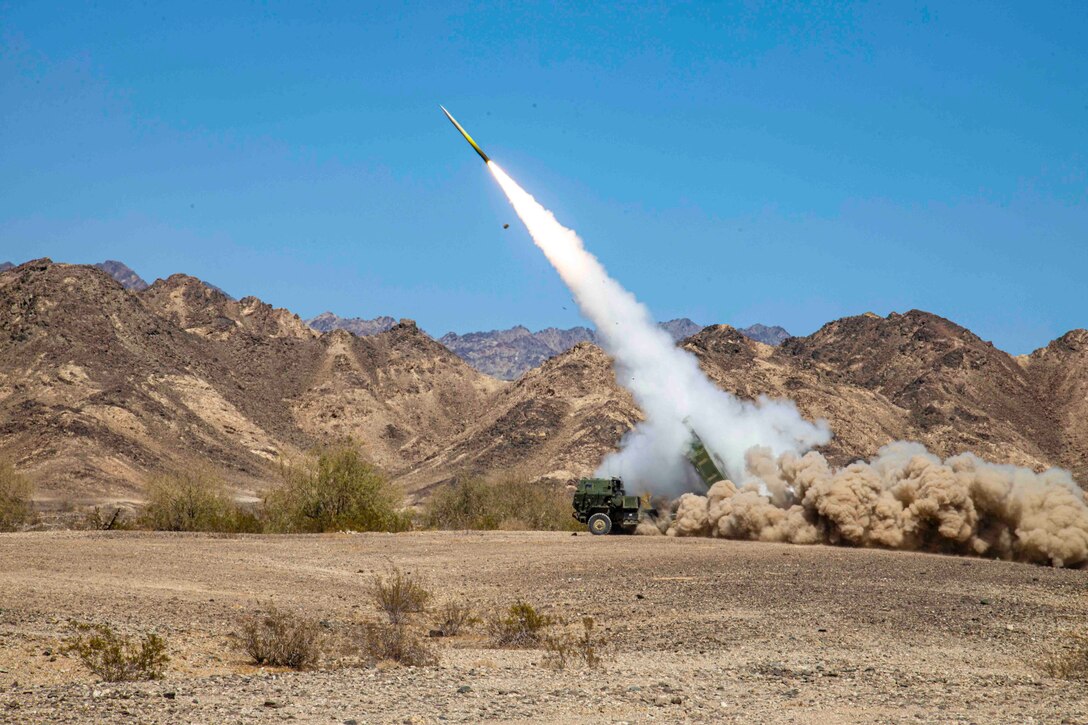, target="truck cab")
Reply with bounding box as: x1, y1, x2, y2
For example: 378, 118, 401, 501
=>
571, 477, 647, 535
